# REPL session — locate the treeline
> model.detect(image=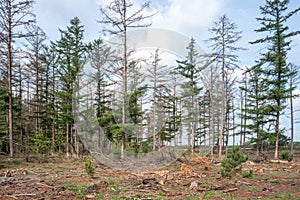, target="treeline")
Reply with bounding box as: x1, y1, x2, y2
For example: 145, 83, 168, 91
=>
0, 0, 299, 160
